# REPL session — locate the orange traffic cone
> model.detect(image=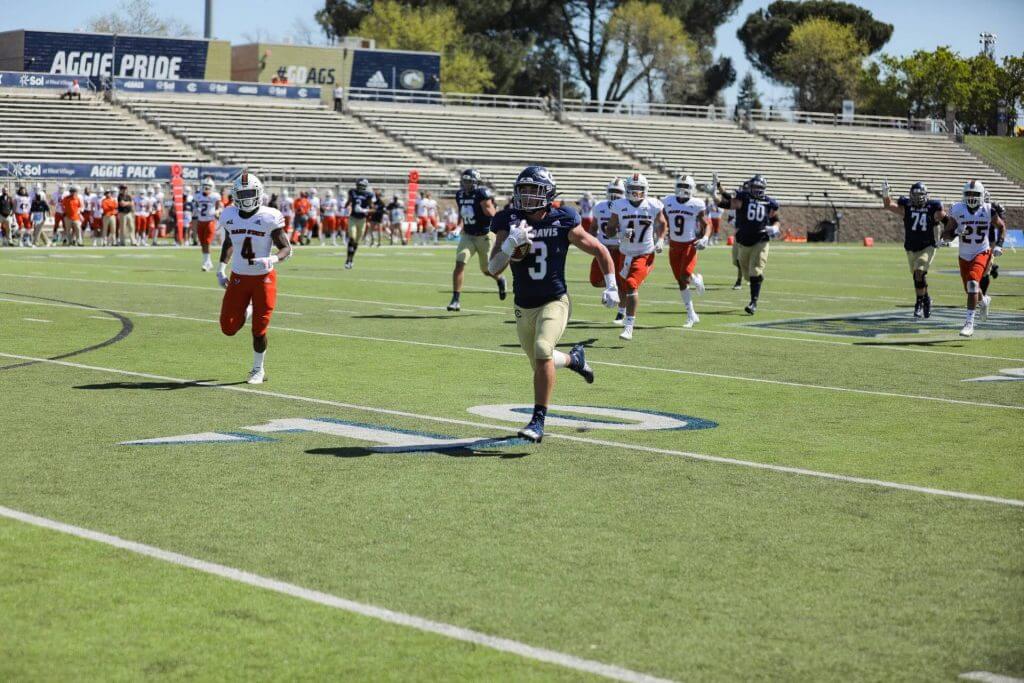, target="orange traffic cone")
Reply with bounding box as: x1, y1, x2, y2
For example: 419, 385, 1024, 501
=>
863, 237, 874, 247
726, 235, 734, 246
